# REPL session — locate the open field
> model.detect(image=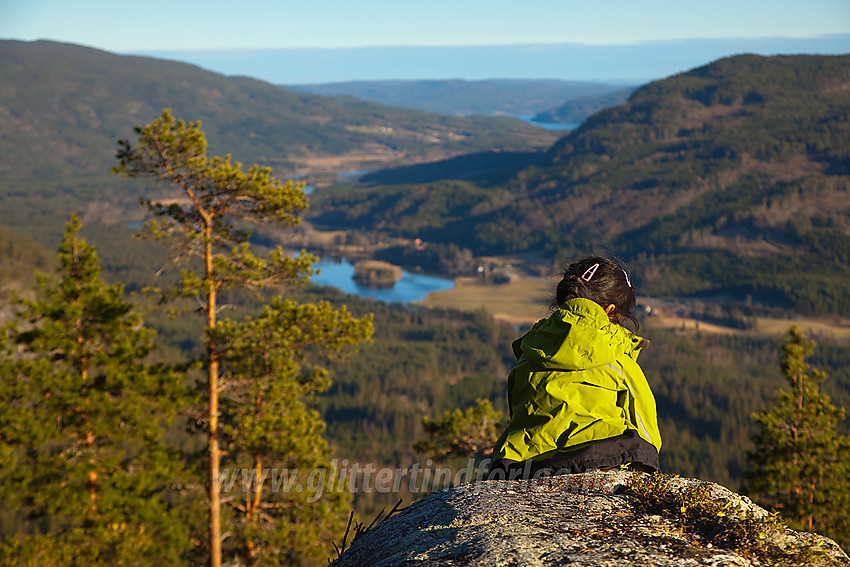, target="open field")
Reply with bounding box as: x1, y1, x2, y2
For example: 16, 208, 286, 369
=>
415, 276, 555, 327
751, 316, 850, 341
417, 276, 850, 343
646, 315, 850, 343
